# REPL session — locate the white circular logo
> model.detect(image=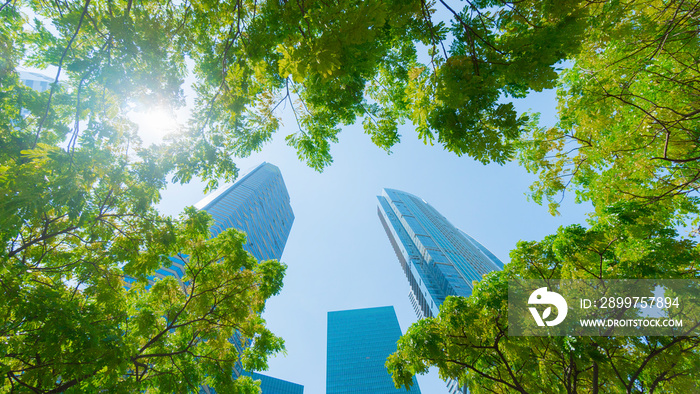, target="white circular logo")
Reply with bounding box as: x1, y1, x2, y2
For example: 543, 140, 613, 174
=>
528, 287, 568, 327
